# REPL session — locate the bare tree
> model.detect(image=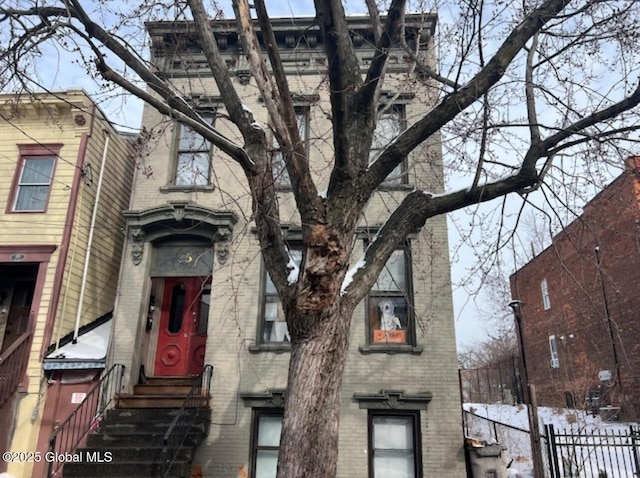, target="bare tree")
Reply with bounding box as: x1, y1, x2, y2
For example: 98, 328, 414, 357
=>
2, 1, 640, 477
